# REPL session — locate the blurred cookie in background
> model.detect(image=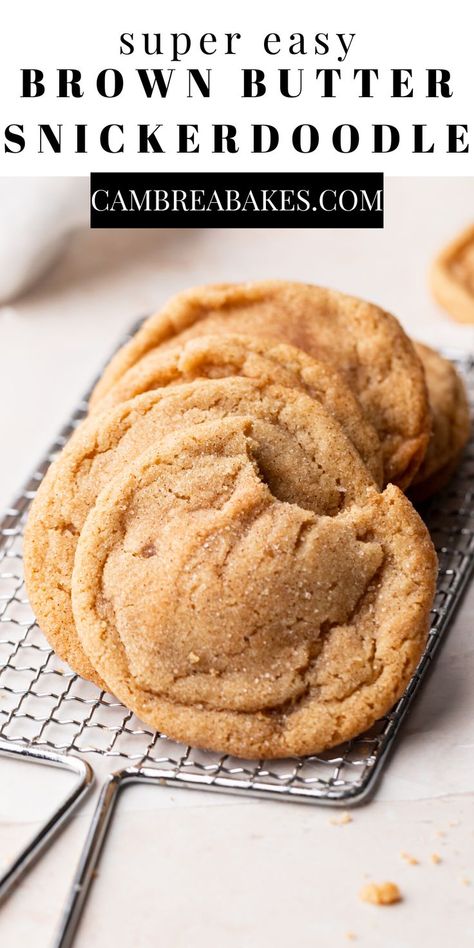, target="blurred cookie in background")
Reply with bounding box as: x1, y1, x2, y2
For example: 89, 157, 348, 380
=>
431, 223, 474, 324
